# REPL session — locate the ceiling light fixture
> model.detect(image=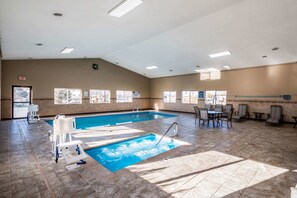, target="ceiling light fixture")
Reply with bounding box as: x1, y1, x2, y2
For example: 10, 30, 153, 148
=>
108, 0, 143, 17
146, 66, 158, 70
61, 47, 74, 54
262, 55, 267, 58
209, 51, 232, 58
223, 66, 230, 70
35, 43, 43, 46
272, 47, 279, 51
